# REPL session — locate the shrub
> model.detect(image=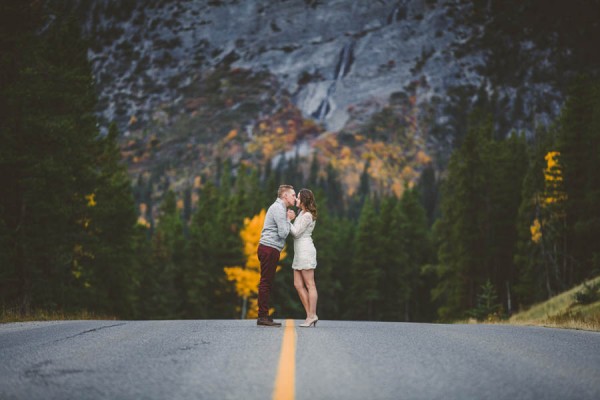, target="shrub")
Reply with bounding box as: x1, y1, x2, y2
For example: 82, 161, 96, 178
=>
468, 280, 504, 321
574, 282, 599, 305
